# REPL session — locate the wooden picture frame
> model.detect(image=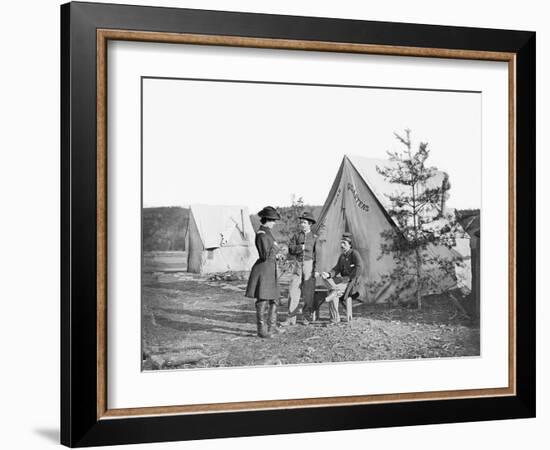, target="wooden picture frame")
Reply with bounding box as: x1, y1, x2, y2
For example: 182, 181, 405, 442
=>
61, 1, 535, 447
